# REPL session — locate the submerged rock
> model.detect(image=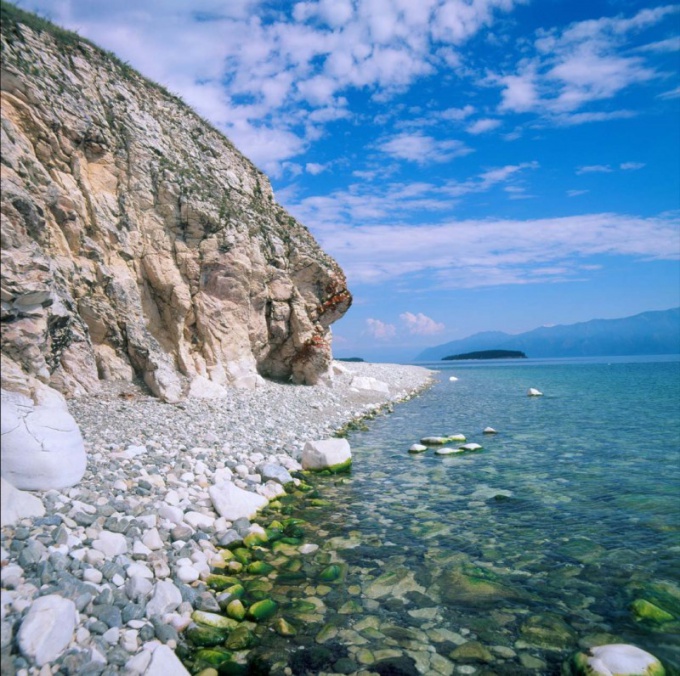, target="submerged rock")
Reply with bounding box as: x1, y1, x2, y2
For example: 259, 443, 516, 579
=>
567, 644, 666, 676
528, 388, 543, 396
